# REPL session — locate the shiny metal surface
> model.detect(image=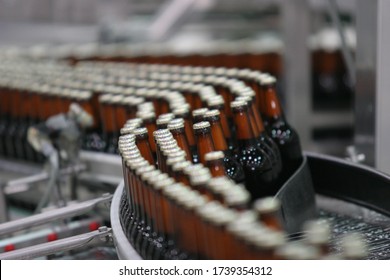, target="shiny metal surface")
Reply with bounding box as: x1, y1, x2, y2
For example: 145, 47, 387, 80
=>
110, 181, 142, 260
0, 194, 112, 236
0, 227, 112, 260
281, 0, 311, 149
355, 0, 390, 174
